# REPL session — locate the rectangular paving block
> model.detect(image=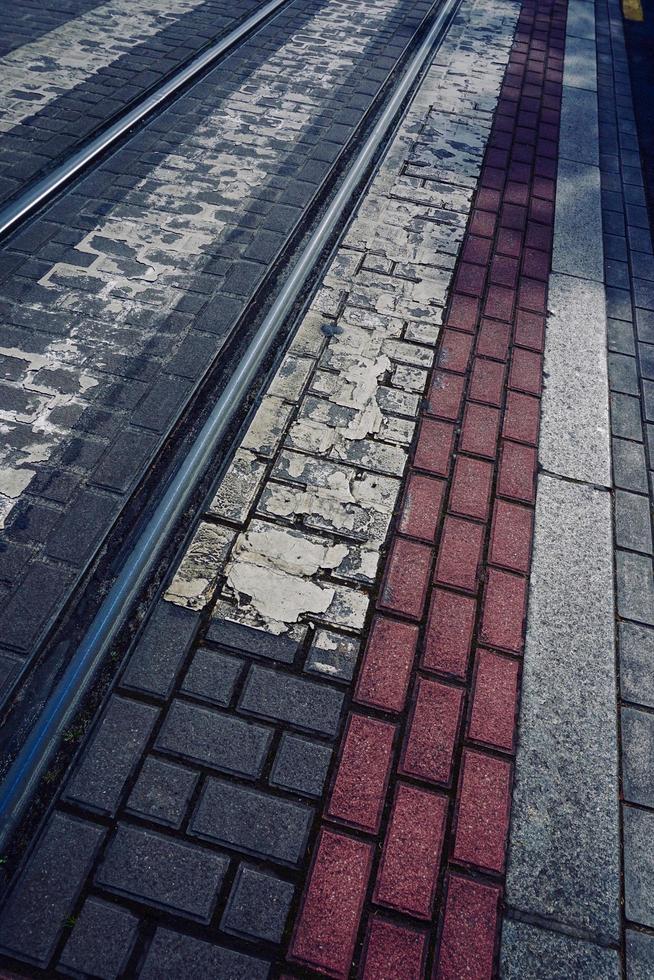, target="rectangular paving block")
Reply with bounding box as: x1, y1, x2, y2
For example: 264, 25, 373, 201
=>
616, 550, 654, 625
453, 749, 511, 873
553, 159, 603, 281
221, 864, 294, 944
621, 706, 654, 808
96, 824, 227, 924
437, 875, 500, 980
180, 646, 244, 707
62, 695, 158, 816
0, 813, 105, 968
326, 713, 396, 833
500, 918, 620, 979
205, 616, 298, 663
121, 601, 199, 699
619, 621, 654, 708
289, 829, 373, 979
155, 699, 273, 778
399, 677, 462, 786
238, 664, 344, 736
505, 475, 620, 941
540, 274, 610, 486
59, 897, 138, 980
140, 928, 270, 980
614, 490, 653, 554
126, 756, 198, 829
190, 777, 313, 866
